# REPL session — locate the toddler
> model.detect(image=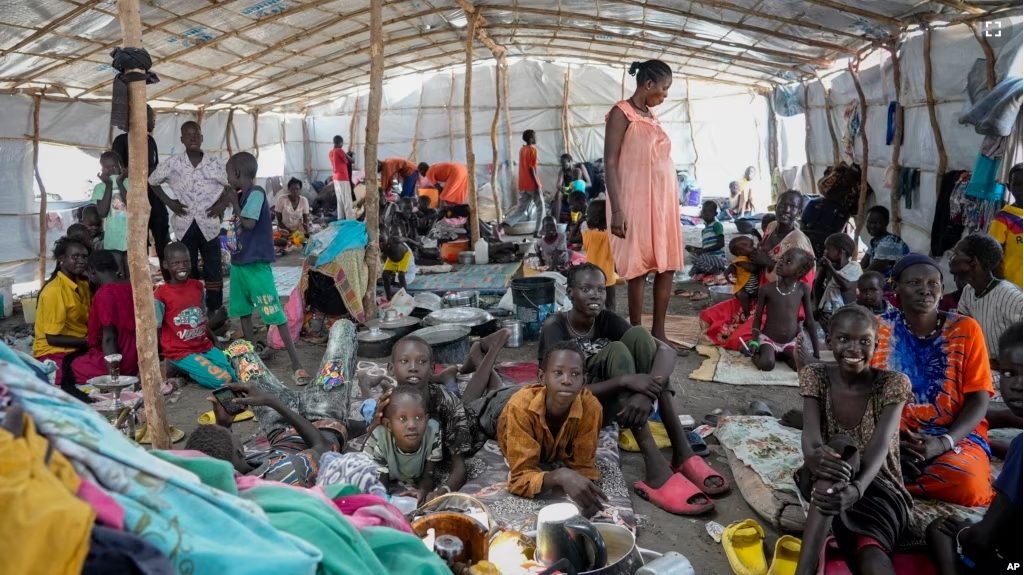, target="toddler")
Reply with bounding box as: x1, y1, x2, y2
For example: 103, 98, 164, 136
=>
536, 216, 569, 272
751, 247, 820, 371
580, 200, 617, 310
363, 385, 442, 506
382, 228, 416, 300
726, 236, 760, 316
